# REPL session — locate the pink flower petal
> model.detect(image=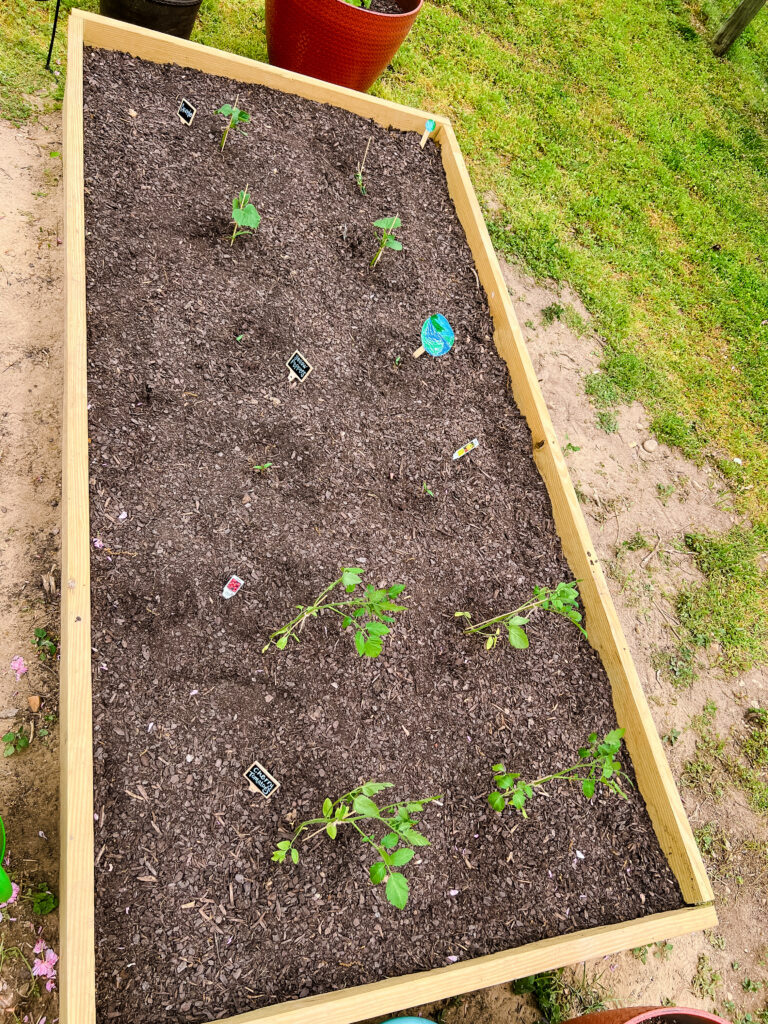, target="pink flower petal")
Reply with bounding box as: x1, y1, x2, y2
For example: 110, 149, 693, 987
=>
11, 656, 28, 682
